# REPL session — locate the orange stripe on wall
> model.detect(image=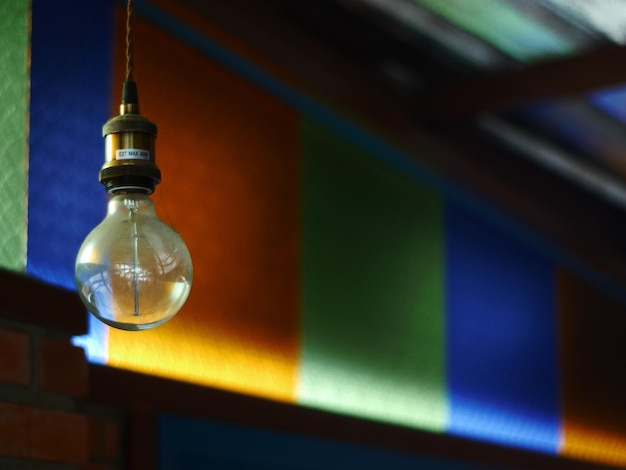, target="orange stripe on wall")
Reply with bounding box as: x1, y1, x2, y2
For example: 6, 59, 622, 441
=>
558, 269, 626, 467
106, 8, 300, 403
